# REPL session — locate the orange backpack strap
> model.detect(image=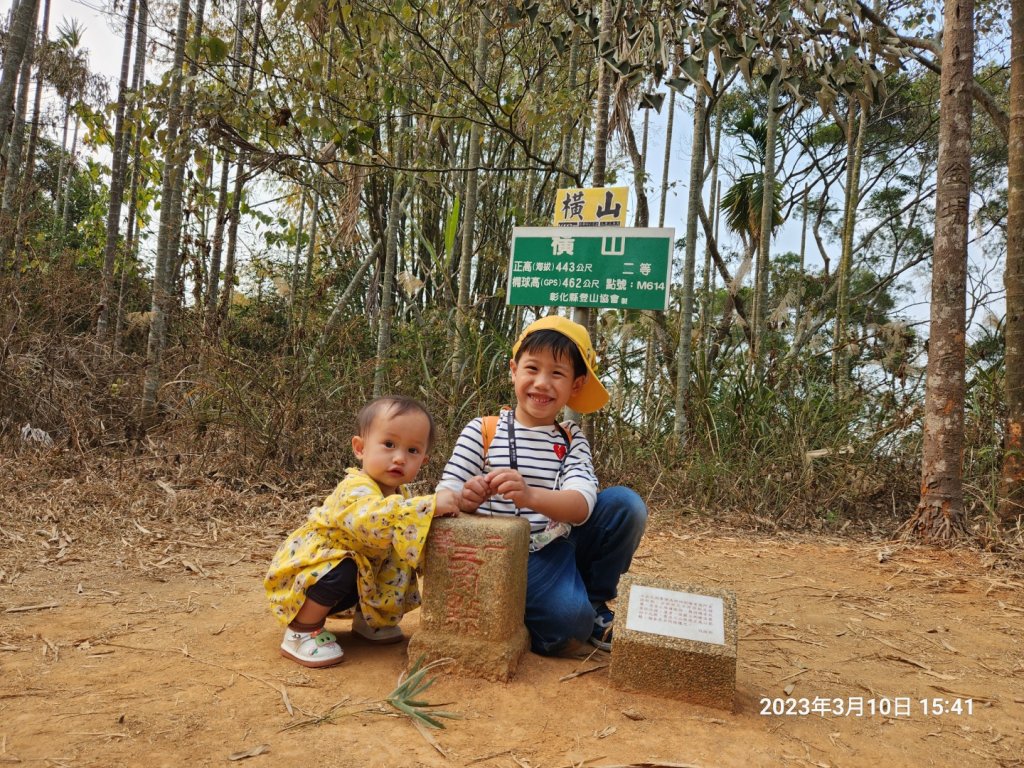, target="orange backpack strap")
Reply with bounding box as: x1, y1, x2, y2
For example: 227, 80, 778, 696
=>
480, 415, 499, 459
